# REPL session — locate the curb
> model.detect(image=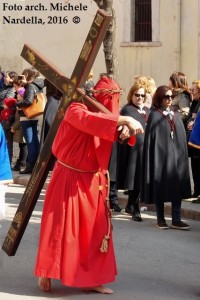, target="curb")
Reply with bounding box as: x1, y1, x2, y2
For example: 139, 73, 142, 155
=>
163, 202, 200, 221
13, 175, 200, 221
118, 196, 200, 221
